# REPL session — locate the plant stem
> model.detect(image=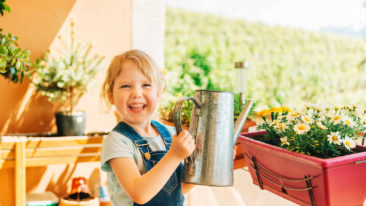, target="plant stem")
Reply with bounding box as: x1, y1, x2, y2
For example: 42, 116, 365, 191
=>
69, 86, 74, 113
